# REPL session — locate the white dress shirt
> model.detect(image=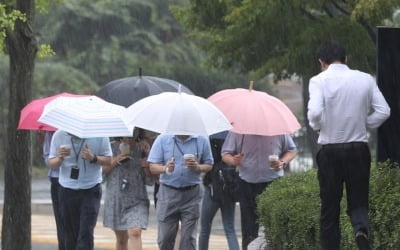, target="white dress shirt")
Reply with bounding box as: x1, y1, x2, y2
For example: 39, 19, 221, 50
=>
307, 64, 390, 145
